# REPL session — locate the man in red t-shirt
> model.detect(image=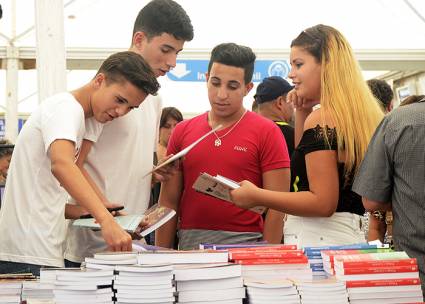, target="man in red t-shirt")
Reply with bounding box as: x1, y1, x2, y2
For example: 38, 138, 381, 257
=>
156, 43, 290, 250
